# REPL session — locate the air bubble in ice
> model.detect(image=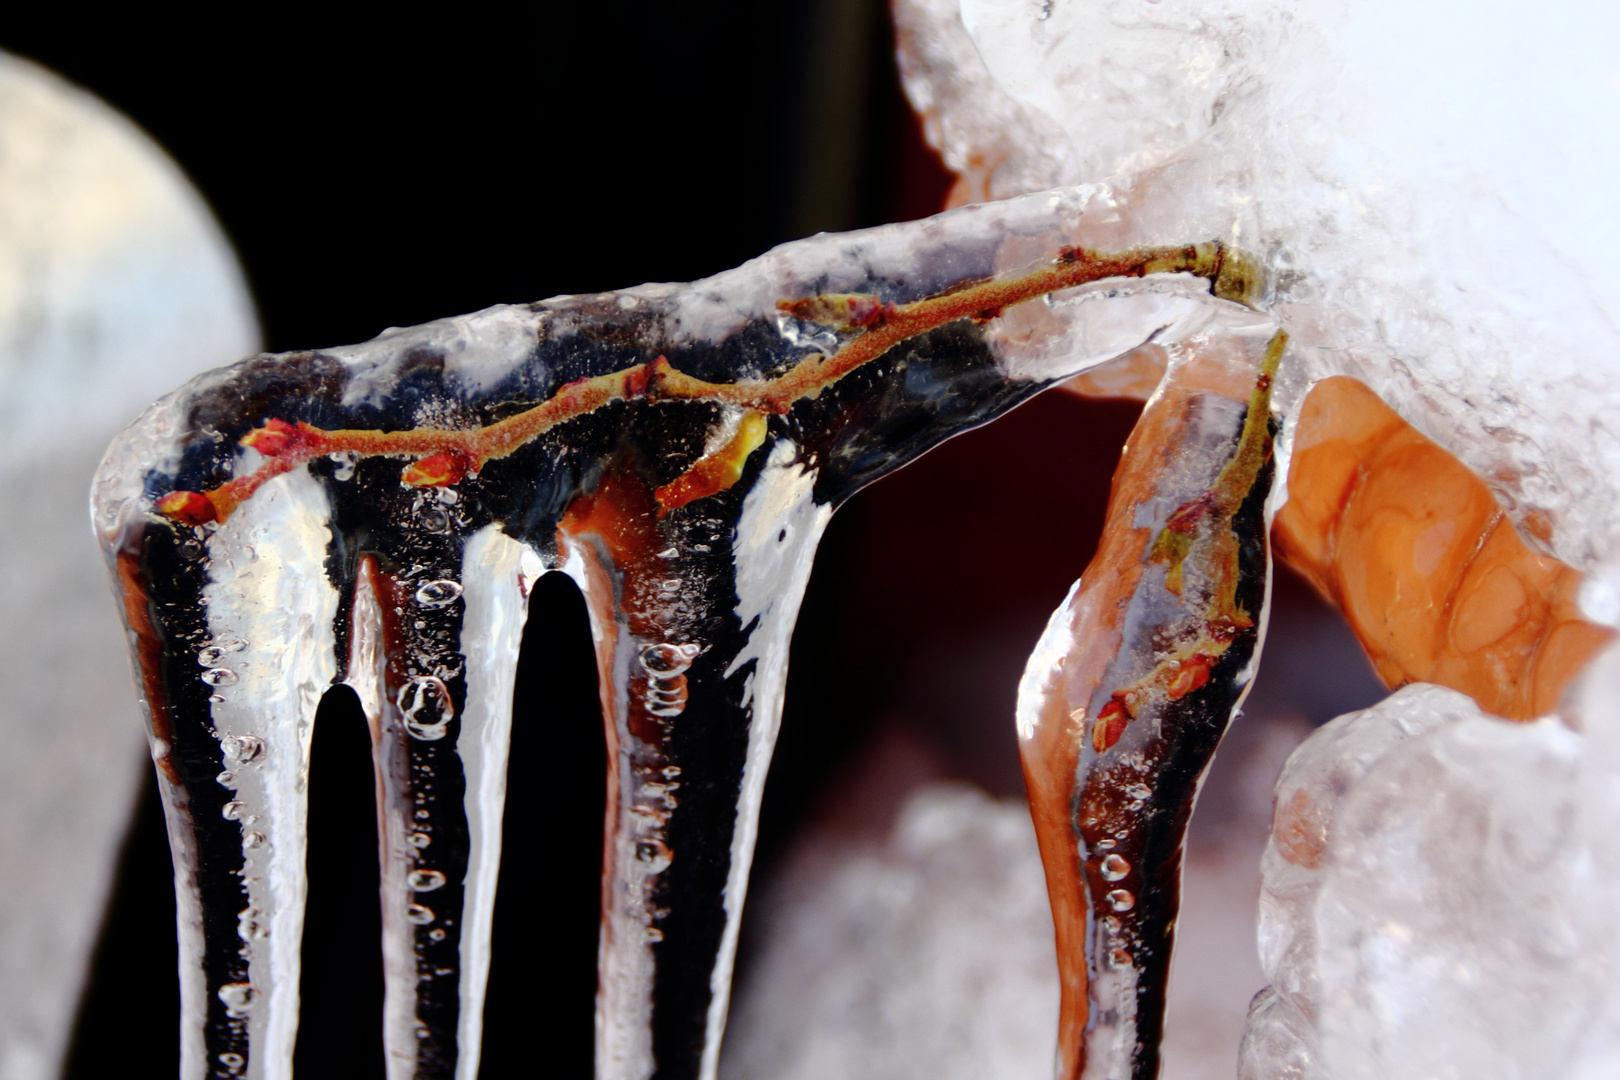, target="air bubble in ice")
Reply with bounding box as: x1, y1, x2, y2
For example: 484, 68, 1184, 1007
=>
200, 667, 239, 687
640, 642, 701, 675
1101, 854, 1130, 881
197, 639, 247, 666
410, 832, 431, 848
414, 579, 463, 608
222, 801, 246, 821
221, 734, 265, 766
237, 906, 269, 942
428, 928, 446, 942
218, 983, 257, 1018
408, 869, 447, 892
416, 504, 452, 534
1107, 888, 1136, 912
647, 673, 689, 717
406, 903, 435, 925
242, 831, 265, 851
330, 450, 358, 481
217, 772, 236, 787
636, 839, 673, 874
218, 1052, 244, 1071
1126, 783, 1152, 801
397, 676, 454, 741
